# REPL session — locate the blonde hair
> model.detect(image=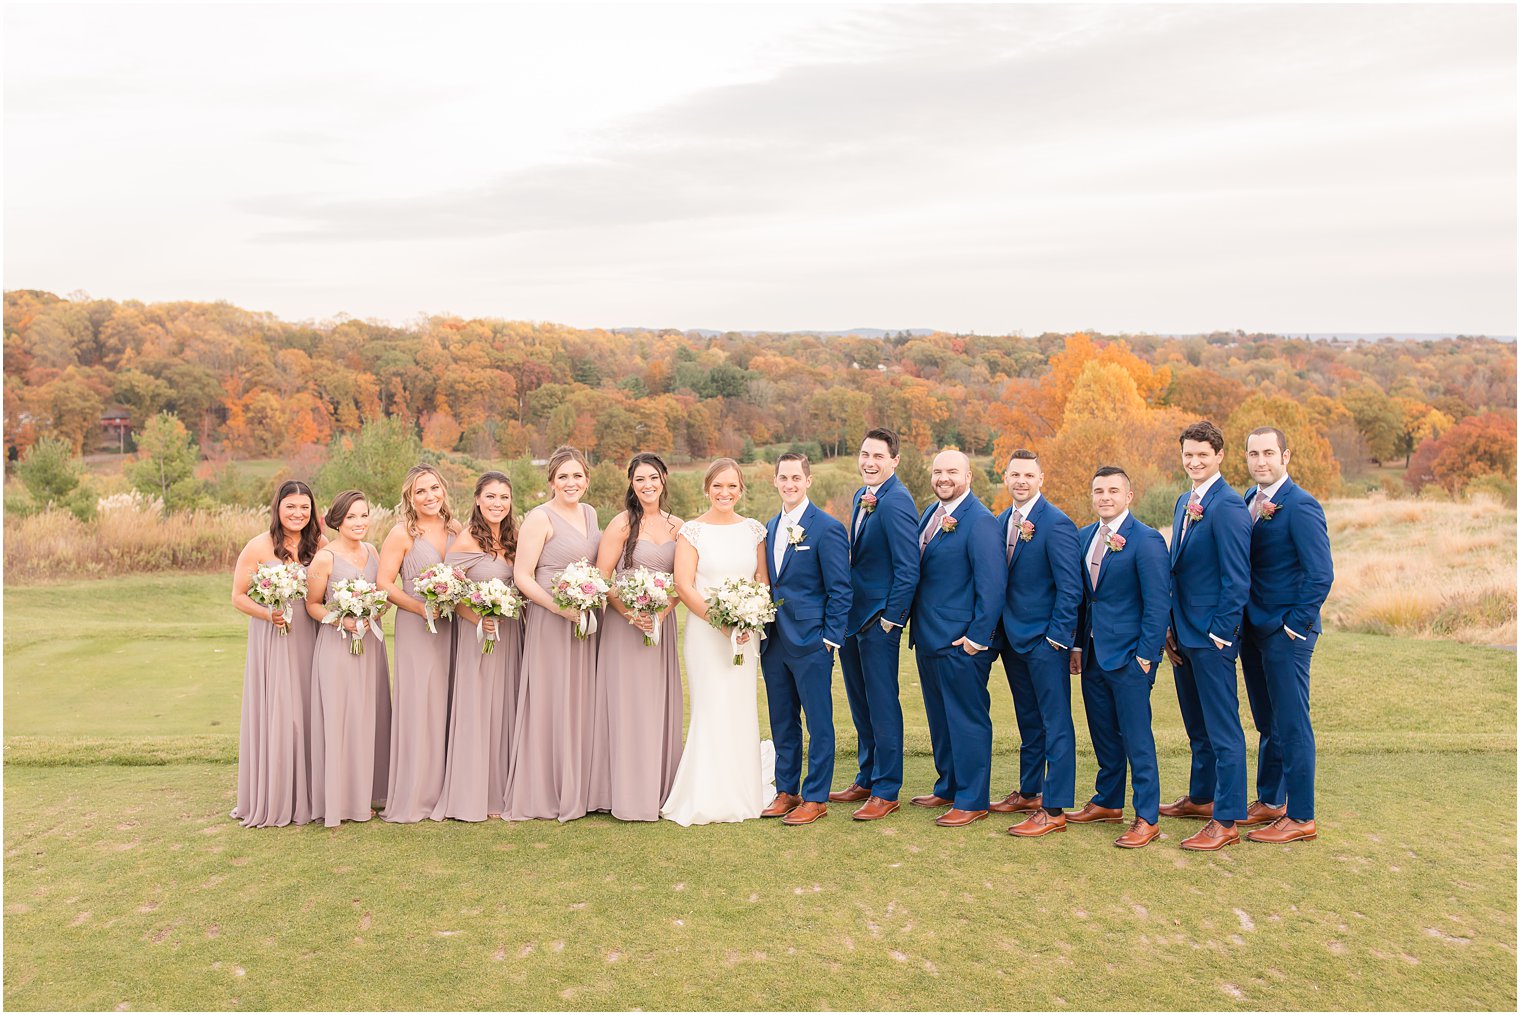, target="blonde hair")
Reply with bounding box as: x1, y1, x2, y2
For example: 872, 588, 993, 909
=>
546, 445, 592, 487
399, 463, 456, 537
703, 457, 745, 495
